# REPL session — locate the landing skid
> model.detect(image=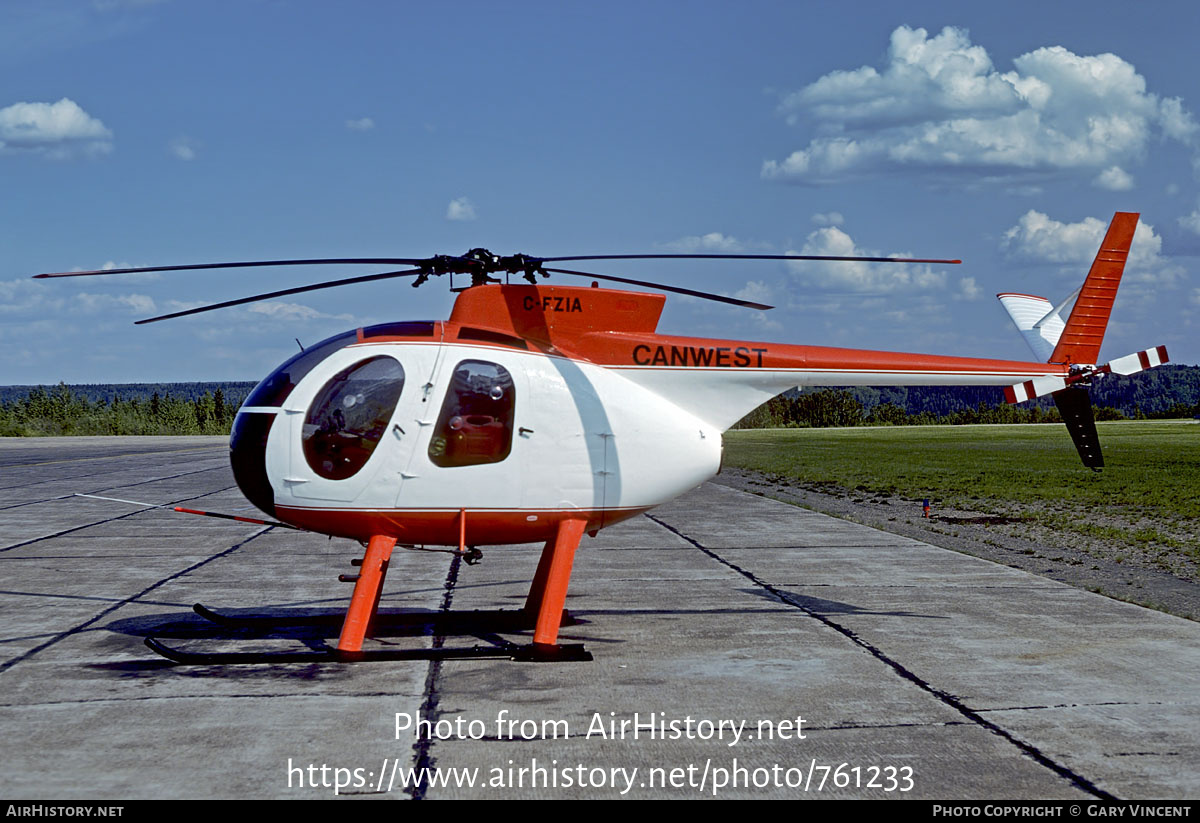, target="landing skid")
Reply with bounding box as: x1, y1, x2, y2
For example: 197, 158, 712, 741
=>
141, 603, 592, 664
192, 603, 579, 632
145, 636, 591, 664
